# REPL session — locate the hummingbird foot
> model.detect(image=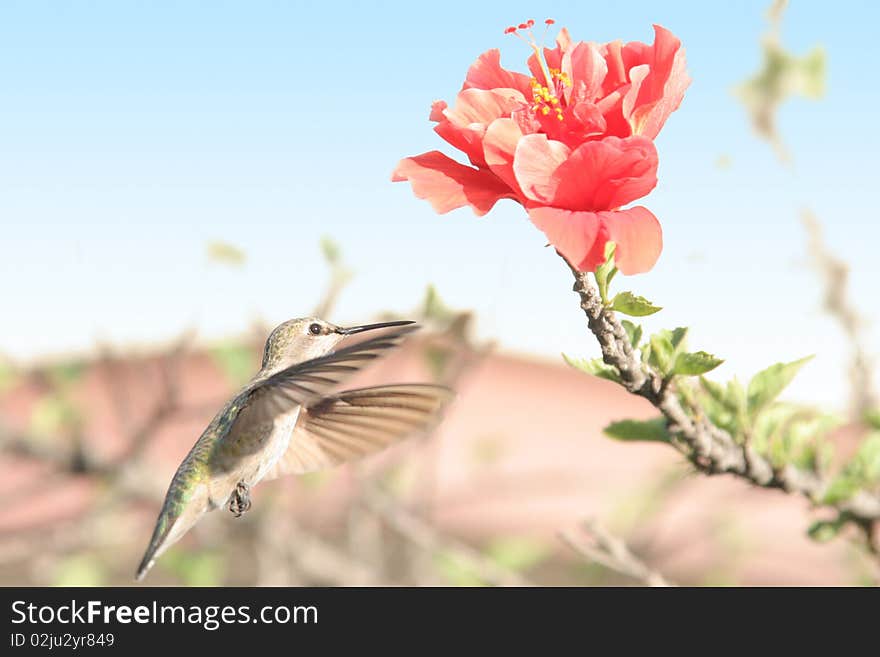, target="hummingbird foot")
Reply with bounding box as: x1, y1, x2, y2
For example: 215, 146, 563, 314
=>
229, 482, 252, 518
